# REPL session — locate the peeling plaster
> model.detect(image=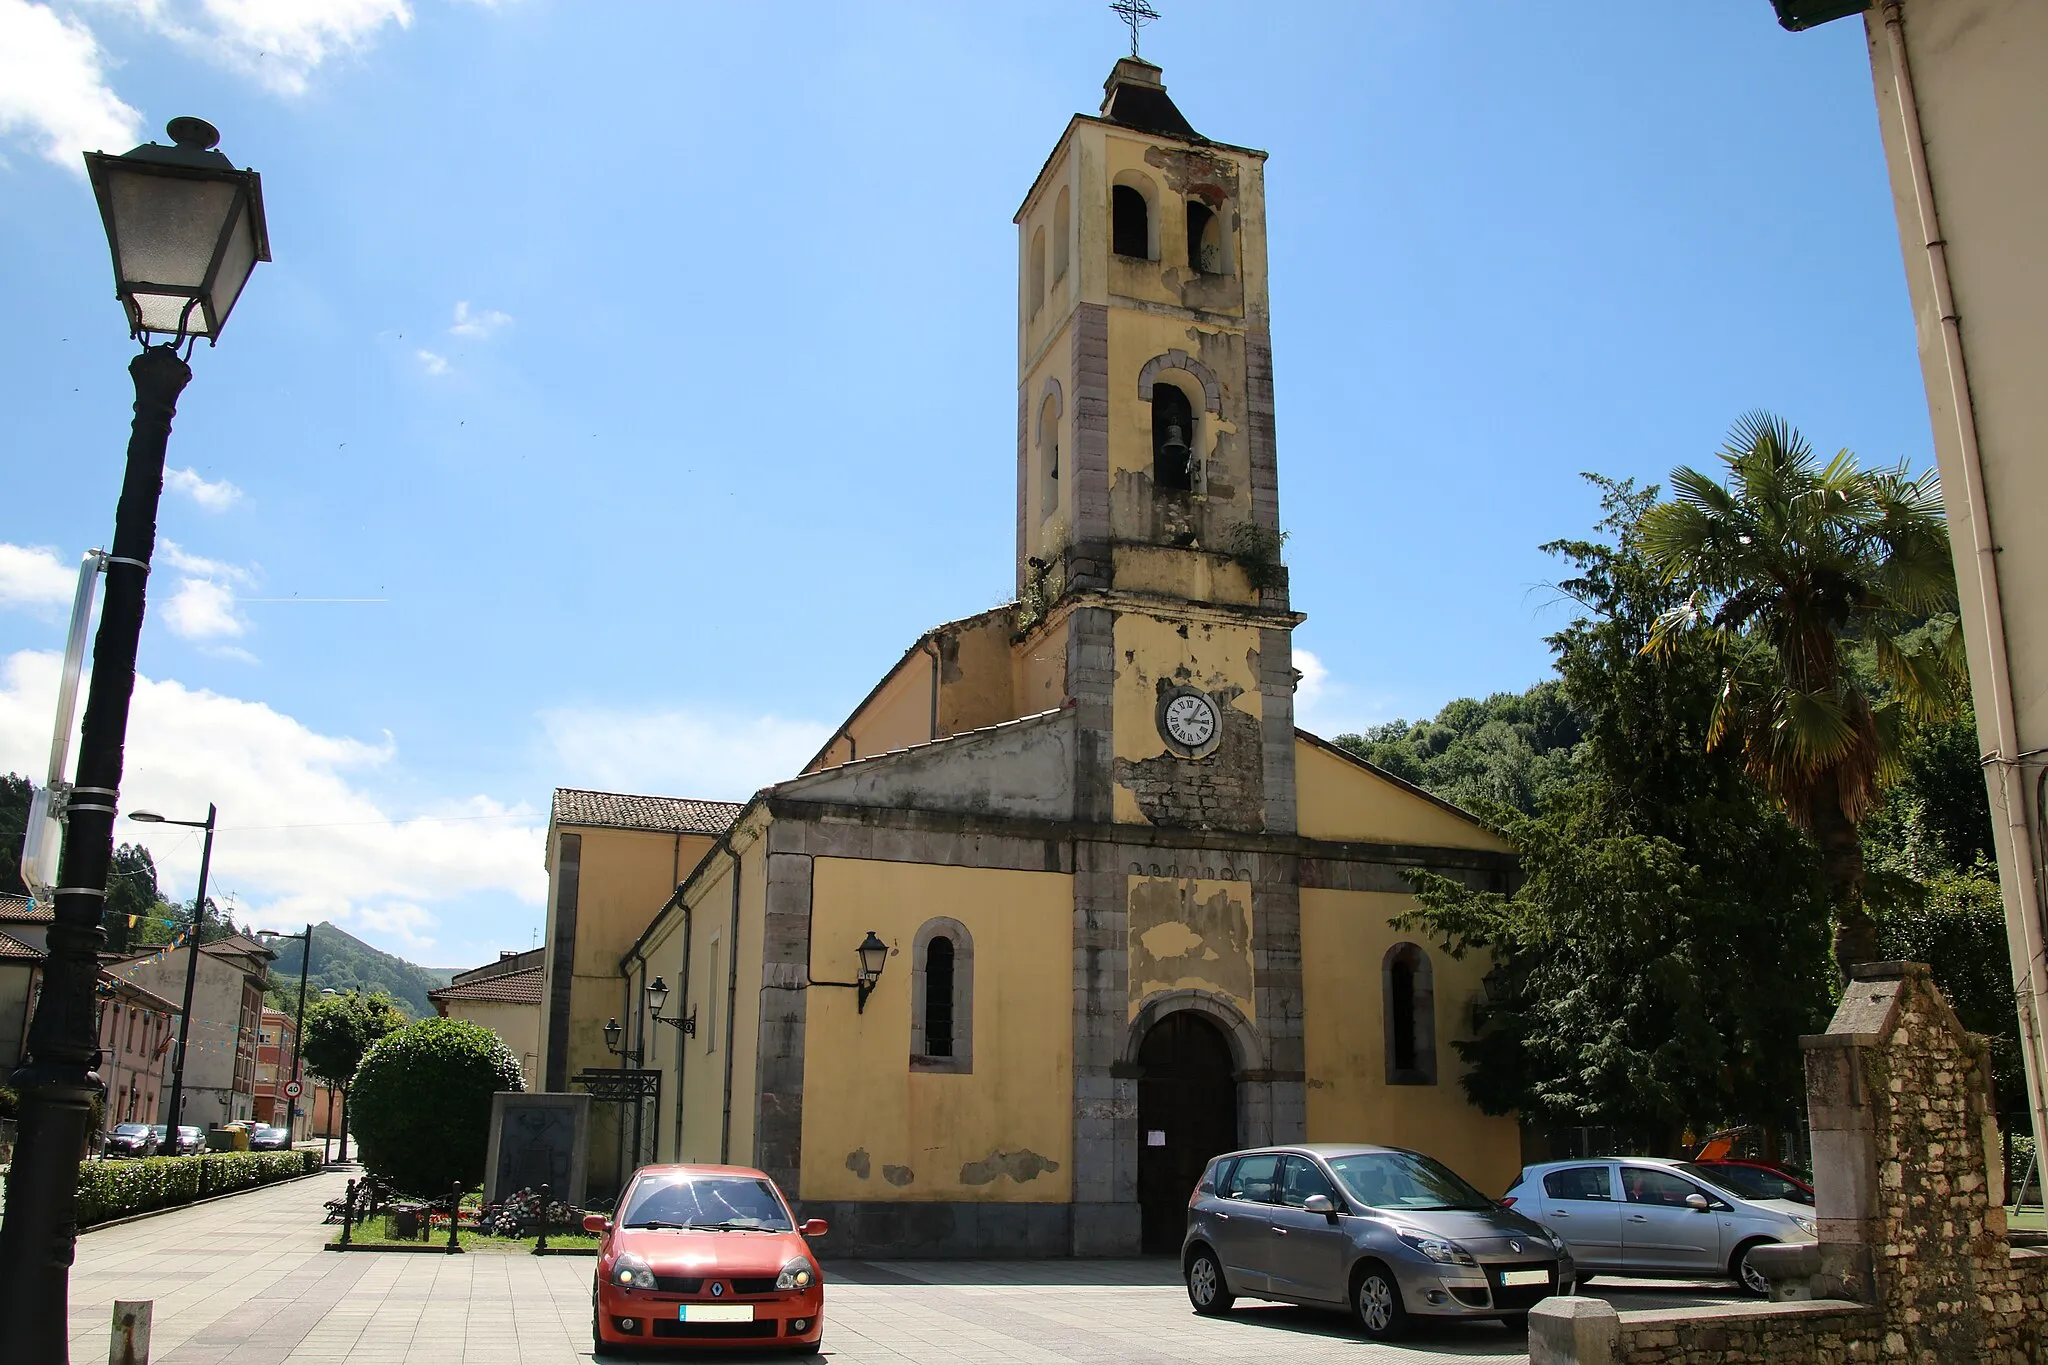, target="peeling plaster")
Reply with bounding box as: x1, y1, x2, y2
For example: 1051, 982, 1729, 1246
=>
882, 1164, 916, 1187
1128, 878, 1253, 1009
845, 1148, 871, 1180
959, 1149, 1062, 1186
